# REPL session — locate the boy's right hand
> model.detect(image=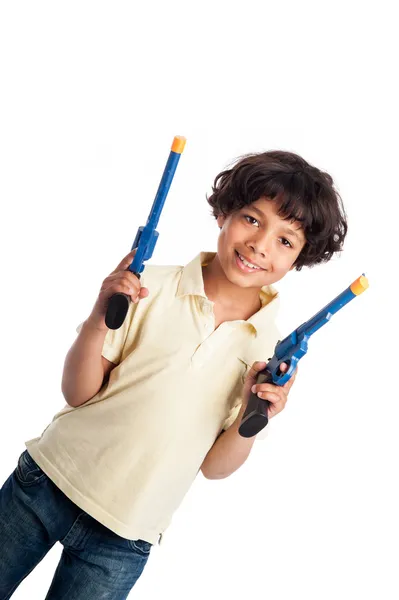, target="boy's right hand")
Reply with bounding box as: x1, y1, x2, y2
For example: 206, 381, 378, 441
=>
87, 249, 149, 331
